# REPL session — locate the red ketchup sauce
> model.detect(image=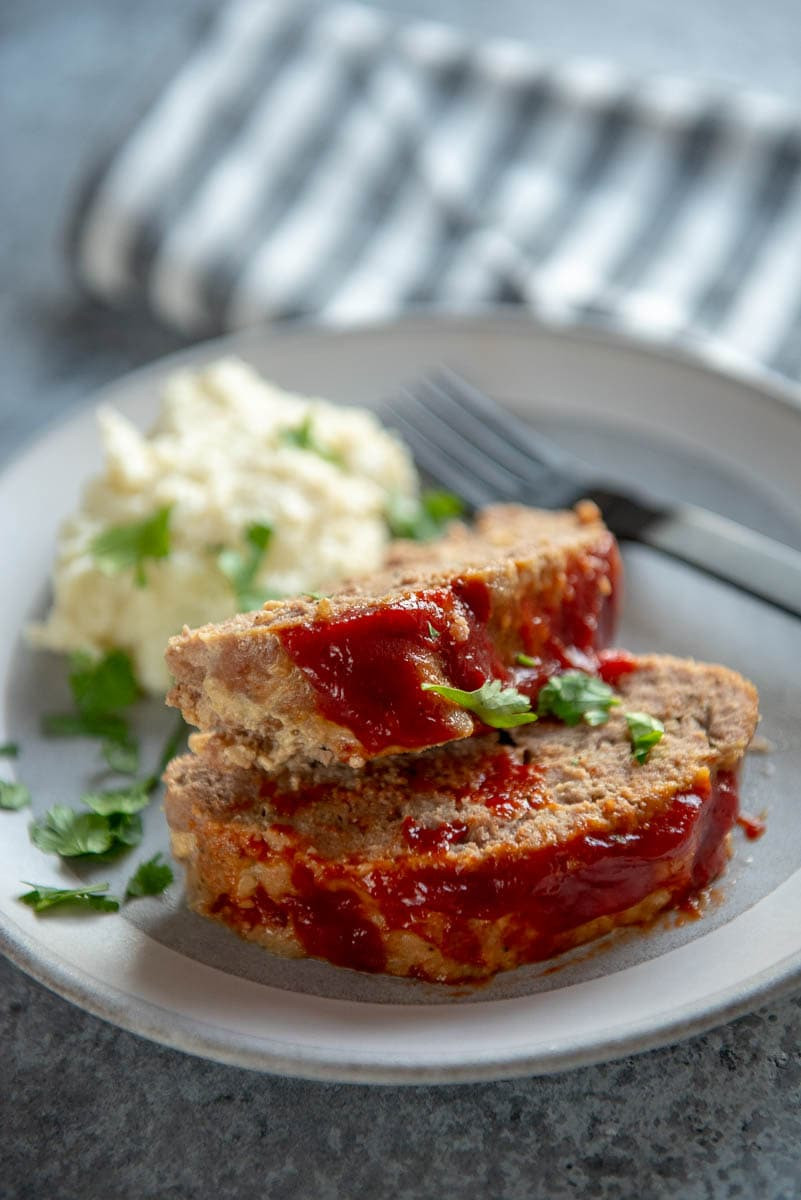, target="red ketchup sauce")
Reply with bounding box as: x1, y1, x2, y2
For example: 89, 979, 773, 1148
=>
209, 767, 740, 982
278, 536, 621, 754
